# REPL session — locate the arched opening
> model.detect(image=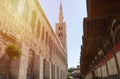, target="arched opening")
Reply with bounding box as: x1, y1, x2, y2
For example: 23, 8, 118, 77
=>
46, 31, 49, 45
27, 49, 35, 79
43, 59, 50, 79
